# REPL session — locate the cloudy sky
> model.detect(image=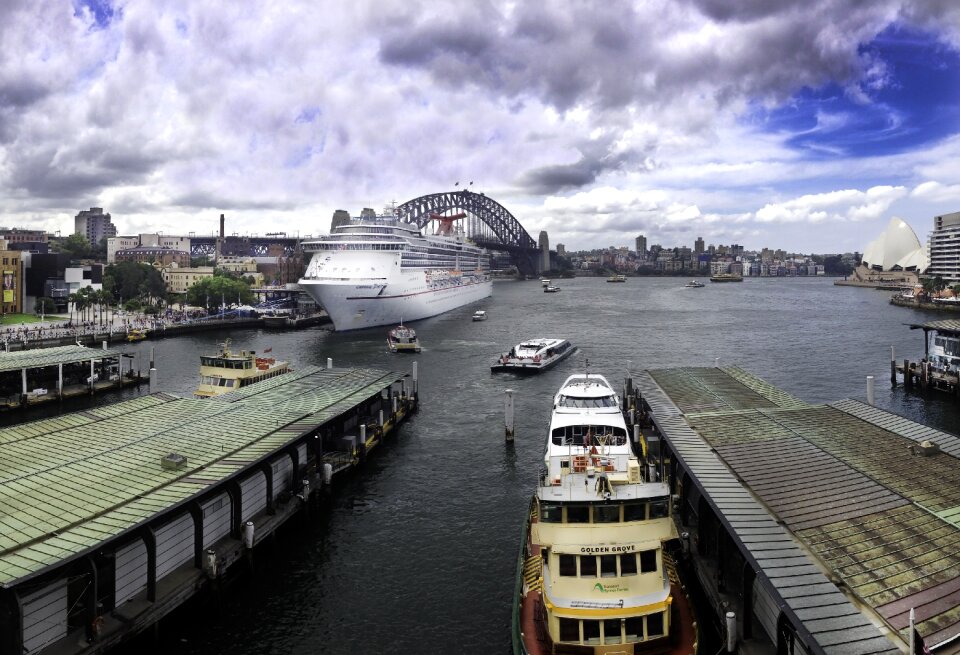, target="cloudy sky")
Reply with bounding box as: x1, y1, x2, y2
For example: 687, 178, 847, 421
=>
2, 0, 960, 253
